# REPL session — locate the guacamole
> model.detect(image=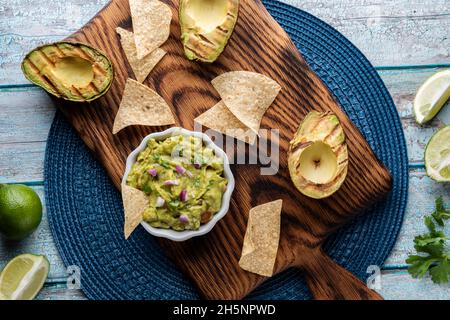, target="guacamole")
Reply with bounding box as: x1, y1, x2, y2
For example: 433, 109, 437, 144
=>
126, 135, 227, 231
